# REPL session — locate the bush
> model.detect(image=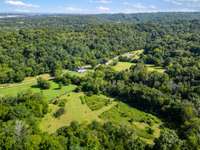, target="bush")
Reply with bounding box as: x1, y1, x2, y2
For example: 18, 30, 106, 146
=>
58, 99, 67, 107
74, 86, 82, 92
53, 108, 65, 118
37, 77, 51, 89
80, 96, 85, 104
58, 82, 63, 89
118, 56, 132, 62
146, 127, 154, 134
